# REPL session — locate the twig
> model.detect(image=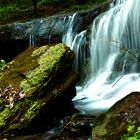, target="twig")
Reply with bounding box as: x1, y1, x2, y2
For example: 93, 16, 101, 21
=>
112, 74, 124, 87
